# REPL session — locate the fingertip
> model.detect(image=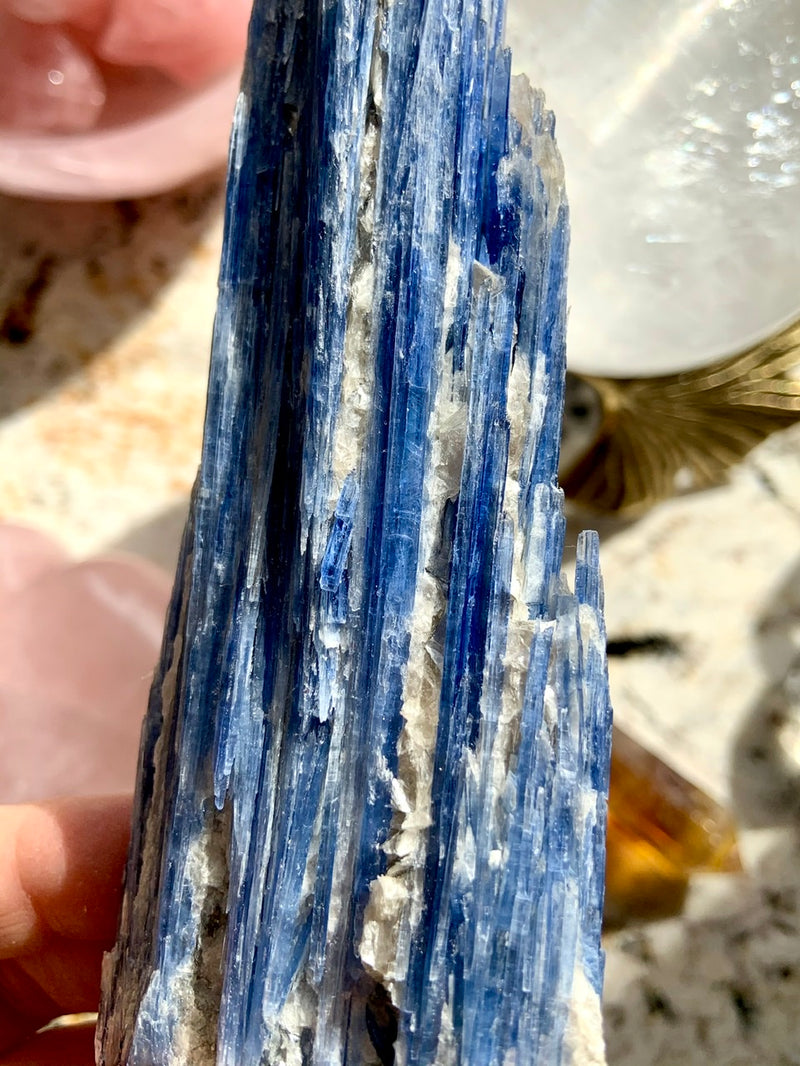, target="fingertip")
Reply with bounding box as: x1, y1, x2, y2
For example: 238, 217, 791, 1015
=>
15, 795, 132, 942
0, 806, 42, 958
